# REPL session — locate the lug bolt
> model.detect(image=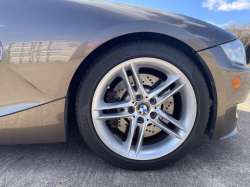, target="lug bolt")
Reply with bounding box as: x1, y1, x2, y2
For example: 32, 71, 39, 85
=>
136, 94, 143, 101
128, 106, 135, 114
137, 117, 144, 123
149, 98, 156, 105
150, 112, 157, 119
